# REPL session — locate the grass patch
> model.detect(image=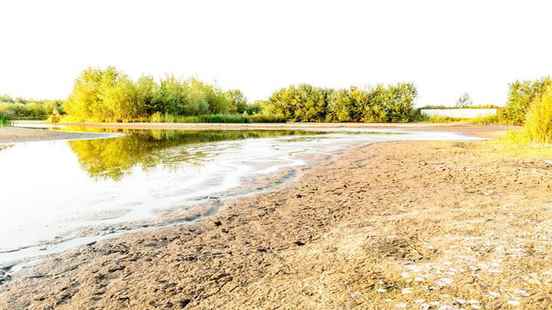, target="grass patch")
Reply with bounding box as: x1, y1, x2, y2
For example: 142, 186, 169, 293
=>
0, 113, 10, 127
502, 88, 552, 145
420, 104, 499, 109
58, 113, 289, 124
149, 113, 288, 123
421, 114, 499, 125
